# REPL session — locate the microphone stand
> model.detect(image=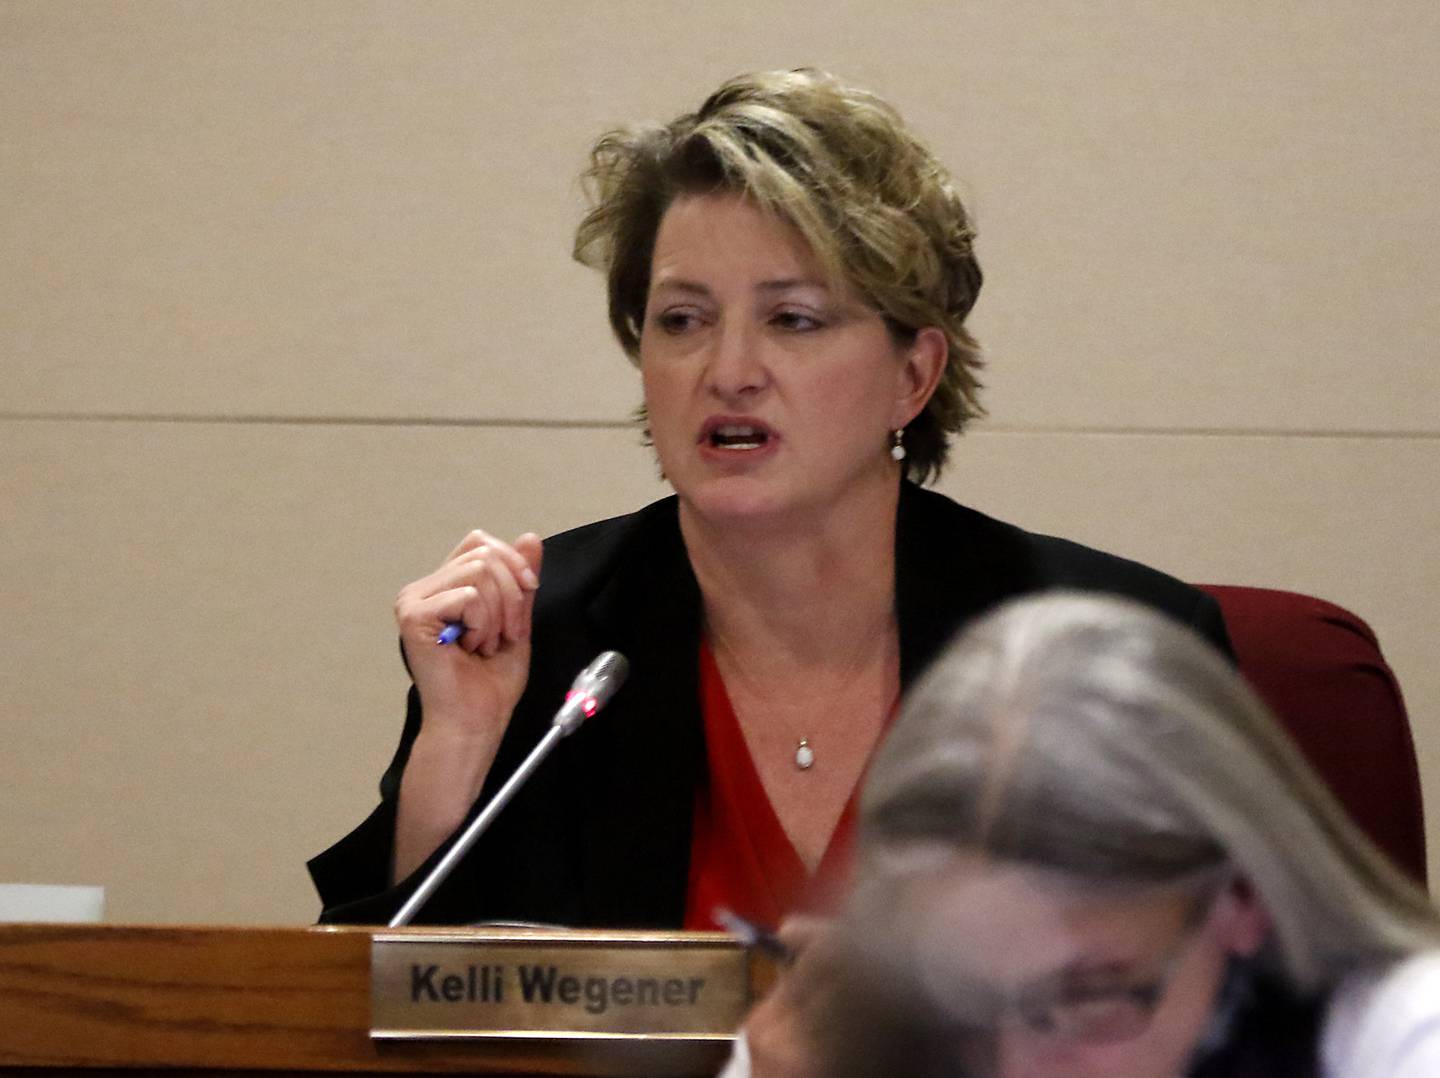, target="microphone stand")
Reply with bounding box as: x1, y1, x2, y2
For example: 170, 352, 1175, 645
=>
388, 650, 628, 927
389, 722, 566, 928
